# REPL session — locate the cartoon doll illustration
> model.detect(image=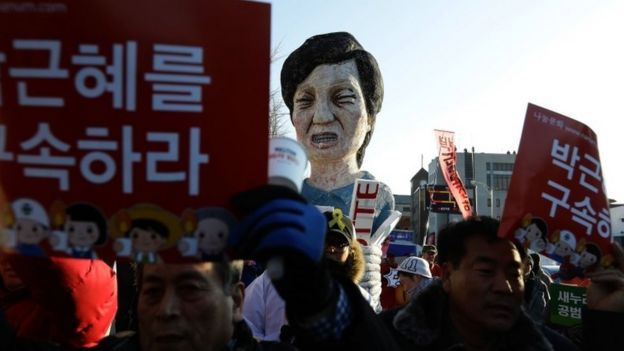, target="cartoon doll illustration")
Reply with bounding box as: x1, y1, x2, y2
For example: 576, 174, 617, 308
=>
578, 242, 602, 271
126, 218, 169, 264
62, 203, 108, 259
179, 207, 236, 261
514, 215, 548, 253
112, 204, 182, 264
547, 229, 578, 263
5, 198, 50, 257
